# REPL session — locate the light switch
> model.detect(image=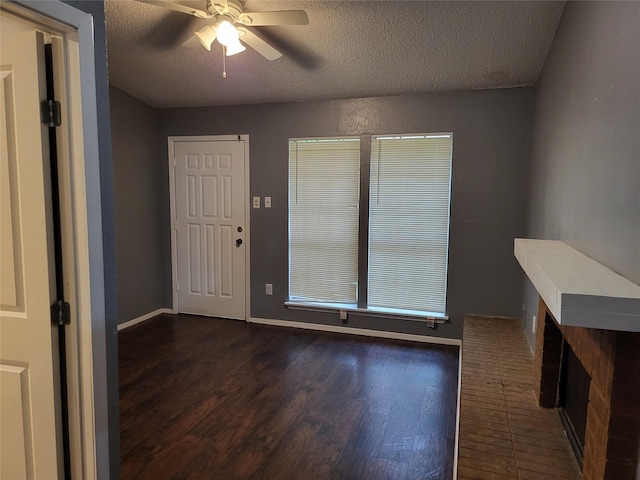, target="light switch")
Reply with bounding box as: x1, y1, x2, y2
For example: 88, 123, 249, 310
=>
253, 196, 260, 208
265, 196, 272, 208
